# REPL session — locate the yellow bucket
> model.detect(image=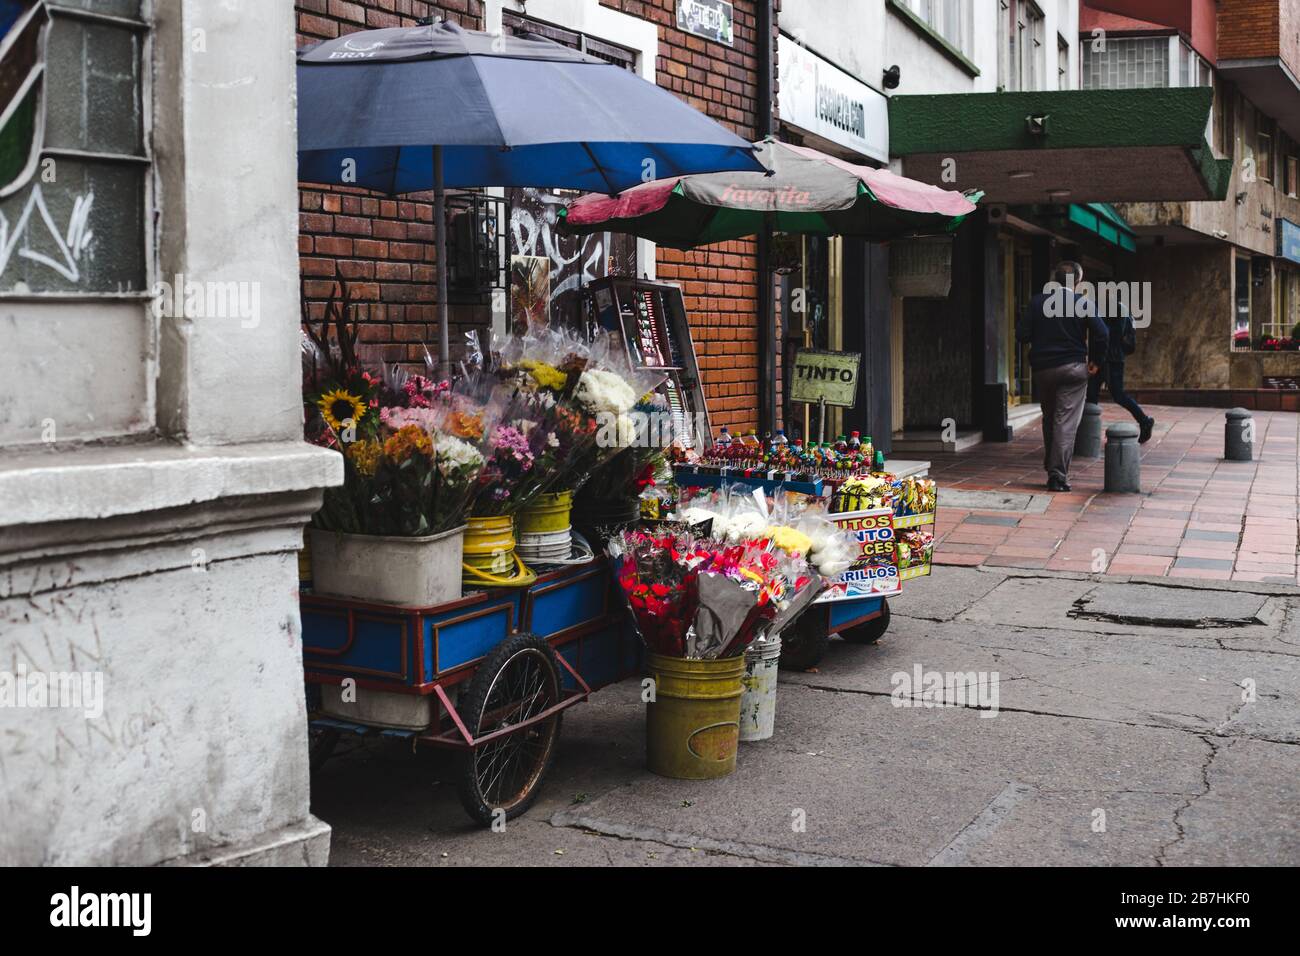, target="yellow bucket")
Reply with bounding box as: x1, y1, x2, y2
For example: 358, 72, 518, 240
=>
645, 652, 745, 779
517, 491, 573, 535
463, 514, 536, 587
